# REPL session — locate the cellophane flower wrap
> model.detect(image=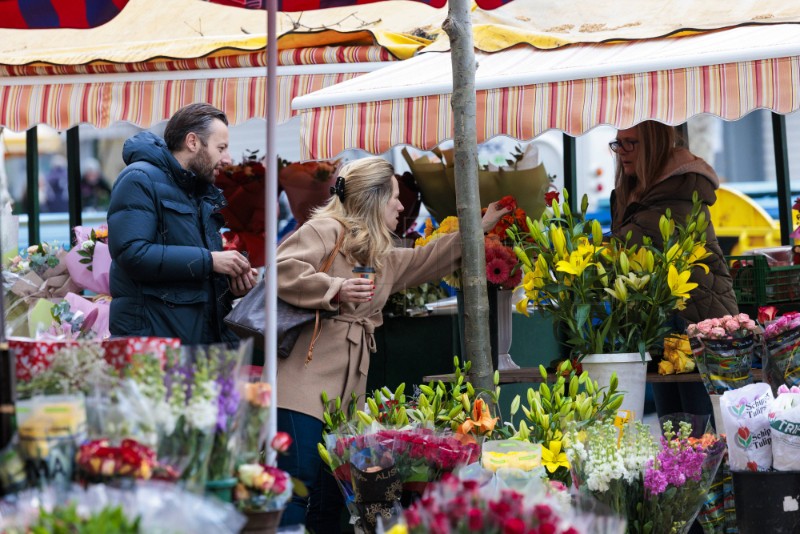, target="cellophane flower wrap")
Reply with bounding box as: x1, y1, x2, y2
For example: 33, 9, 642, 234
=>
323, 423, 481, 529
120, 346, 220, 491
393, 470, 625, 534
687, 313, 760, 394
414, 195, 526, 290
65, 225, 111, 295
0, 481, 246, 534
509, 191, 711, 359
760, 310, 800, 393
567, 417, 725, 534
205, 340, 252, 482
348, 432, 403, 534
3, 242, 80, 337
234, 463, 293, 513
236, 379, 272, 466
